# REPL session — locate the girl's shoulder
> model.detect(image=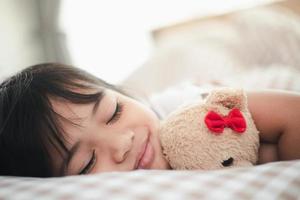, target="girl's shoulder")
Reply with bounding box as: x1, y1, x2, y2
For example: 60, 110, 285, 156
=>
149, 81, 216, 119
